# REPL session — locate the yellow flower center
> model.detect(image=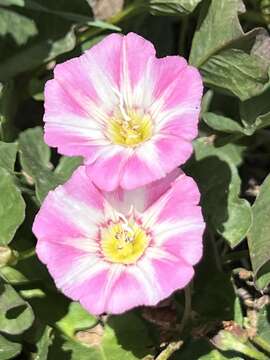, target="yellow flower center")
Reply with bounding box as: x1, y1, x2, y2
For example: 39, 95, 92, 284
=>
100, 220, 149, 264
107, 109, 153, 147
